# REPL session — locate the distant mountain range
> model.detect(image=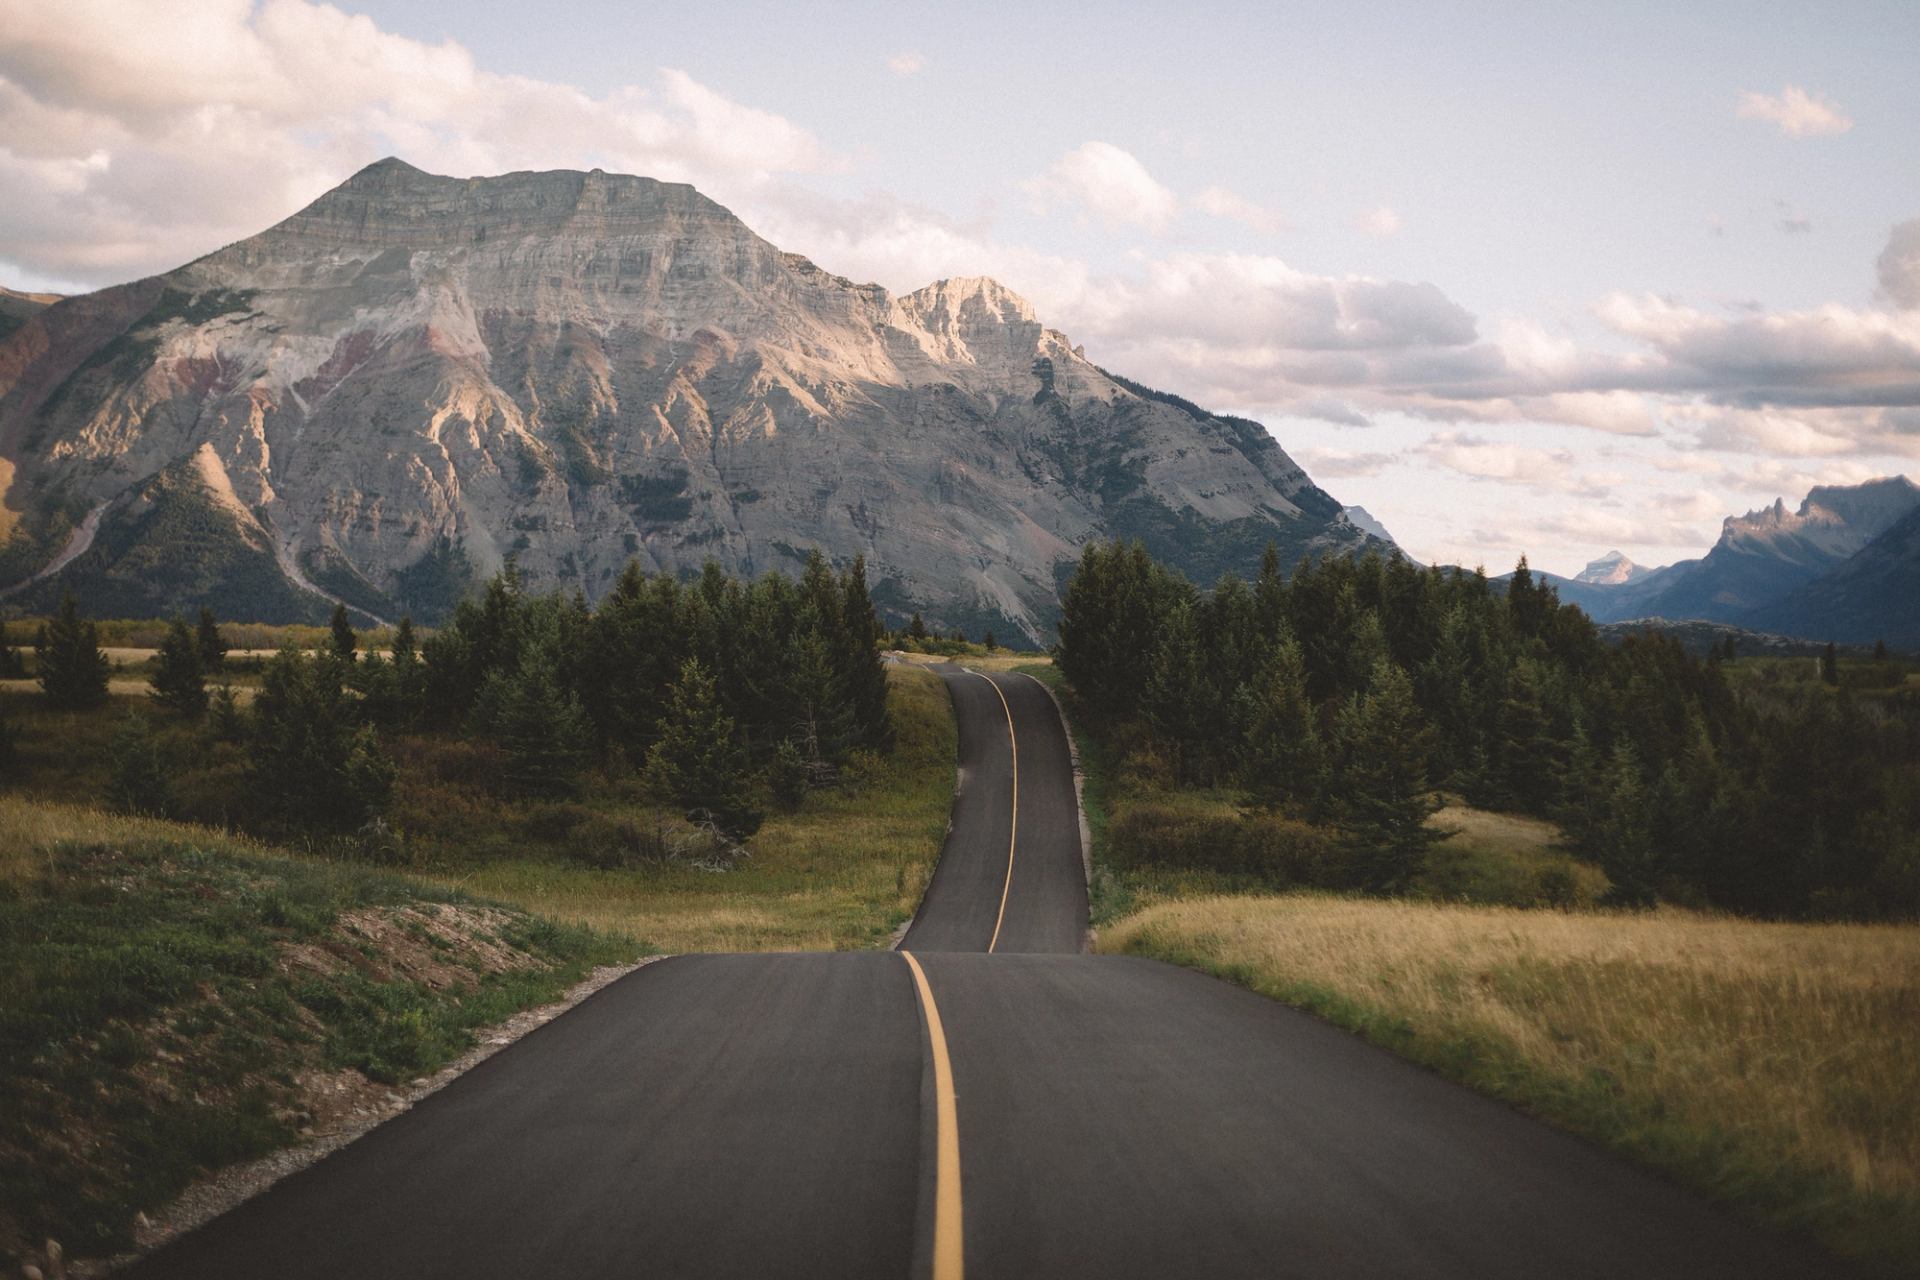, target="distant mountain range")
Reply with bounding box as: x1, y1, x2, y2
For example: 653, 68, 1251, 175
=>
1522, 476, 1920, 646
0, 159, 1379, 639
